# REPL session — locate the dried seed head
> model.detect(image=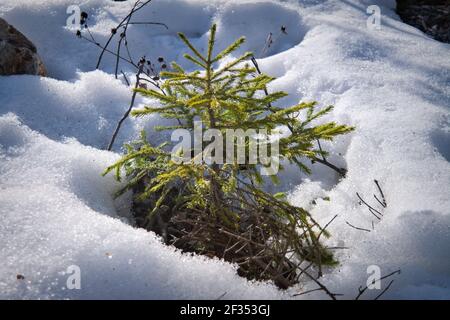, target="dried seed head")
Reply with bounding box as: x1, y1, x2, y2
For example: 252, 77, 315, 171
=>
111, 28, 117, 34
81, 11, 88, 19
76, 30, 81, 37
161, 63, 167, 69
157, 56, 164, 63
